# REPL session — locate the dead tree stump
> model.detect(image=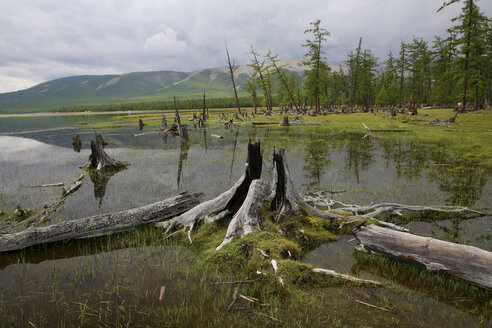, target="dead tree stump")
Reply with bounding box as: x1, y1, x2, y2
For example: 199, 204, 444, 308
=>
87, 135, 122, 170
